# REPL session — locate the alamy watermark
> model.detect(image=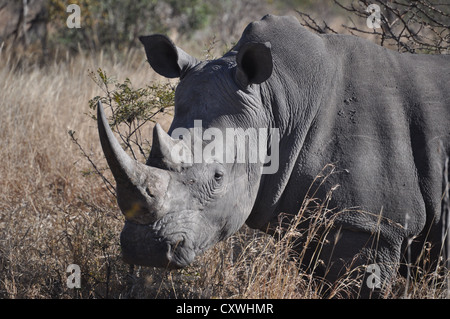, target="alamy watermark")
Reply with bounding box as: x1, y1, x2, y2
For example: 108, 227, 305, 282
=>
66, 4, 81, 29
66, 264, 81, 289
366, 263, 381, 290
366, 4, 381, 29
169, 120, 280, 174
